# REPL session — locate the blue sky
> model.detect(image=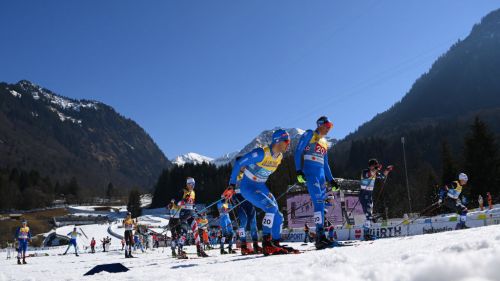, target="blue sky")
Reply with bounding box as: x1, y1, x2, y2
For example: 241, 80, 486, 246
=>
1, 1, 499, 159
